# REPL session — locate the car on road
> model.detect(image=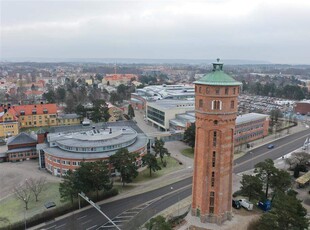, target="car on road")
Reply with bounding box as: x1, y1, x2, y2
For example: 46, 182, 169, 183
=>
239, 199, 253, 210
232, 199, 241, 209
267, 144, 275, 149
